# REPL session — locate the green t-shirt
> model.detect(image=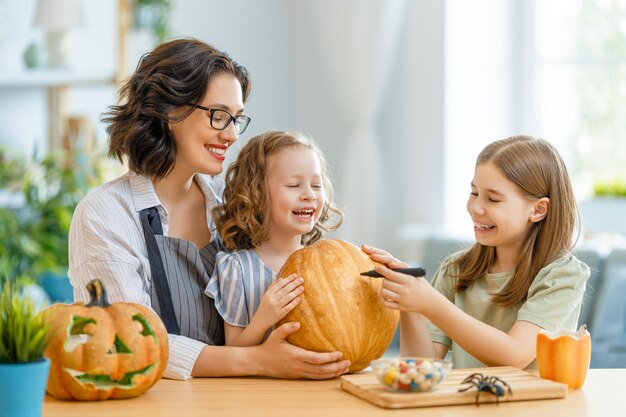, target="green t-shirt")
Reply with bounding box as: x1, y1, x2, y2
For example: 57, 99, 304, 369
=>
427, 251, 590, 369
